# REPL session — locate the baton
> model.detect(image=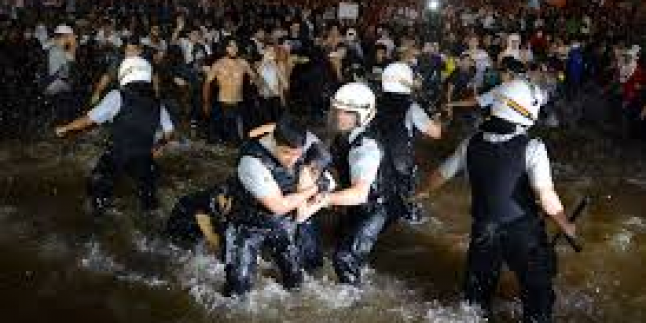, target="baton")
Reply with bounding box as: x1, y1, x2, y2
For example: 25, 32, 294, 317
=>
551, 197, 590, 253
